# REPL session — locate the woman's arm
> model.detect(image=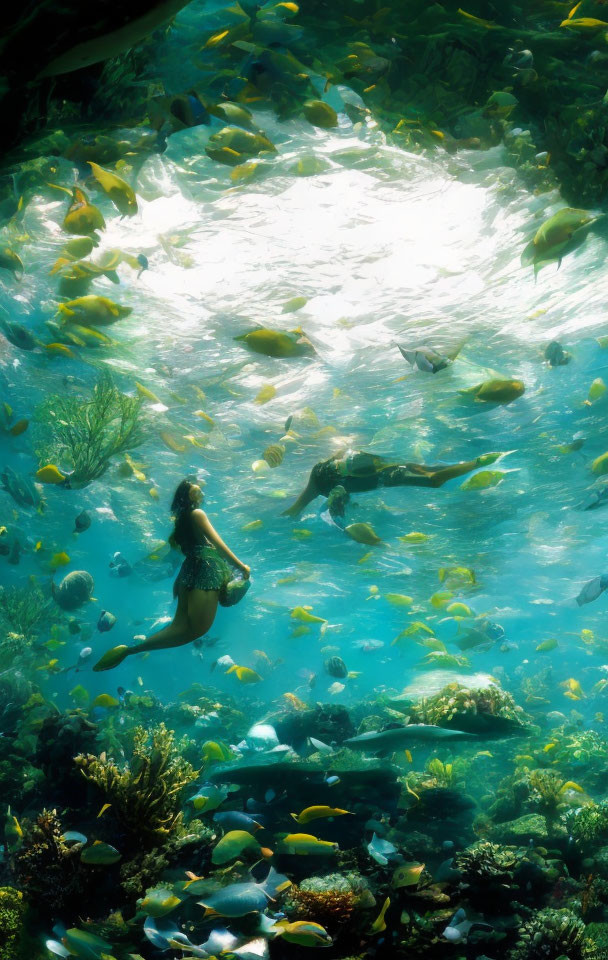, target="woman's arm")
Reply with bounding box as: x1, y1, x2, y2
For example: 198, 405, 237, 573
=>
193, 510, 250, 576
